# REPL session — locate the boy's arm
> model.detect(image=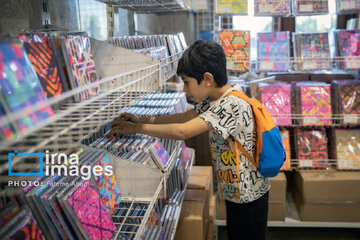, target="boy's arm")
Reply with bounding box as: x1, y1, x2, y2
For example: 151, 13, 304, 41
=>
109, 117, 212, 140
117, 109, 198, 124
